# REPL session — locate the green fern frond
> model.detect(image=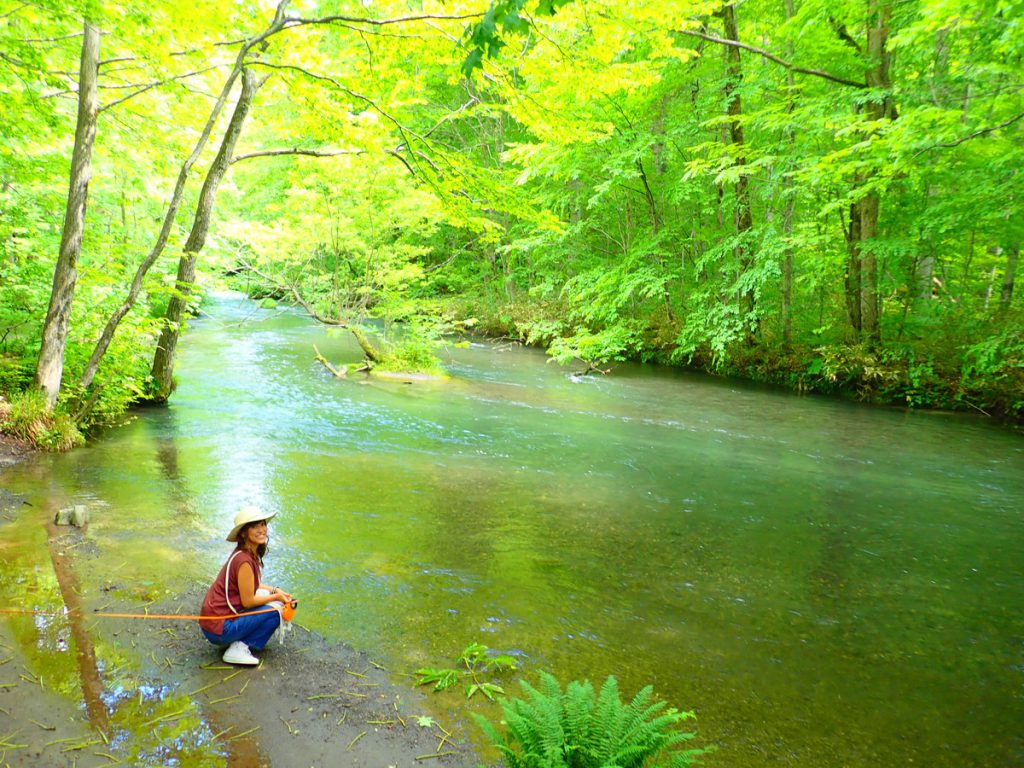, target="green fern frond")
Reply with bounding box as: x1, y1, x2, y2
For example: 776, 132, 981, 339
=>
477, 673, 708, 768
